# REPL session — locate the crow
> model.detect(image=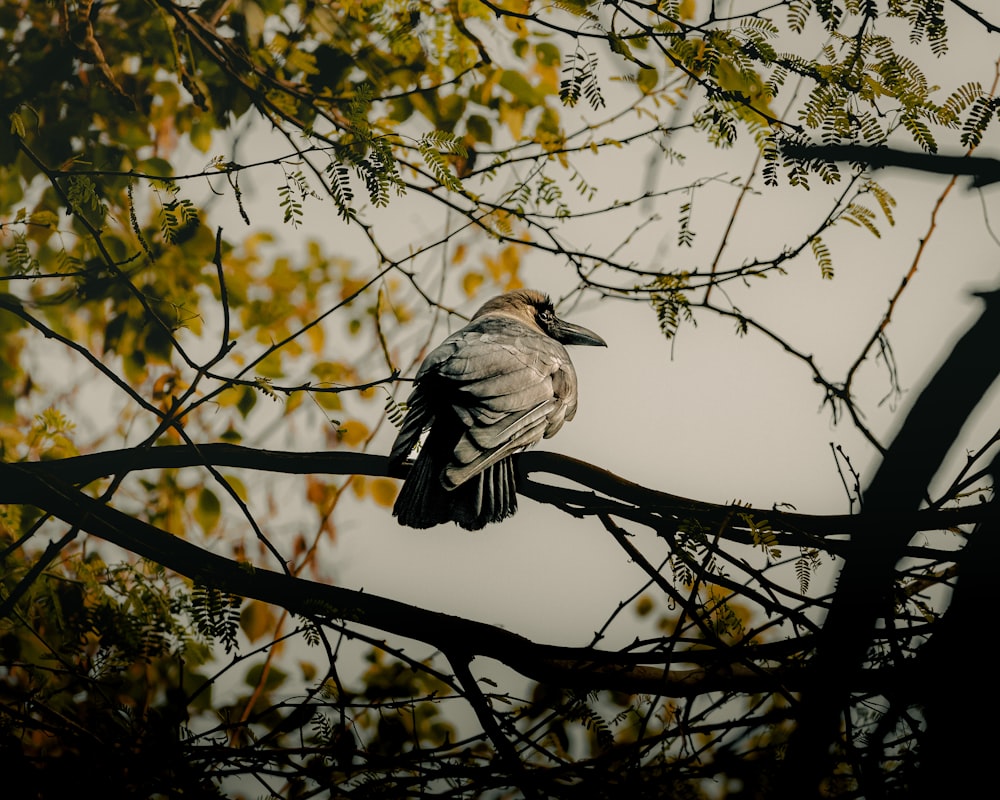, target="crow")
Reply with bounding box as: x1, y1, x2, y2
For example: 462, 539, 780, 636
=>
388, 289, 606, 530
